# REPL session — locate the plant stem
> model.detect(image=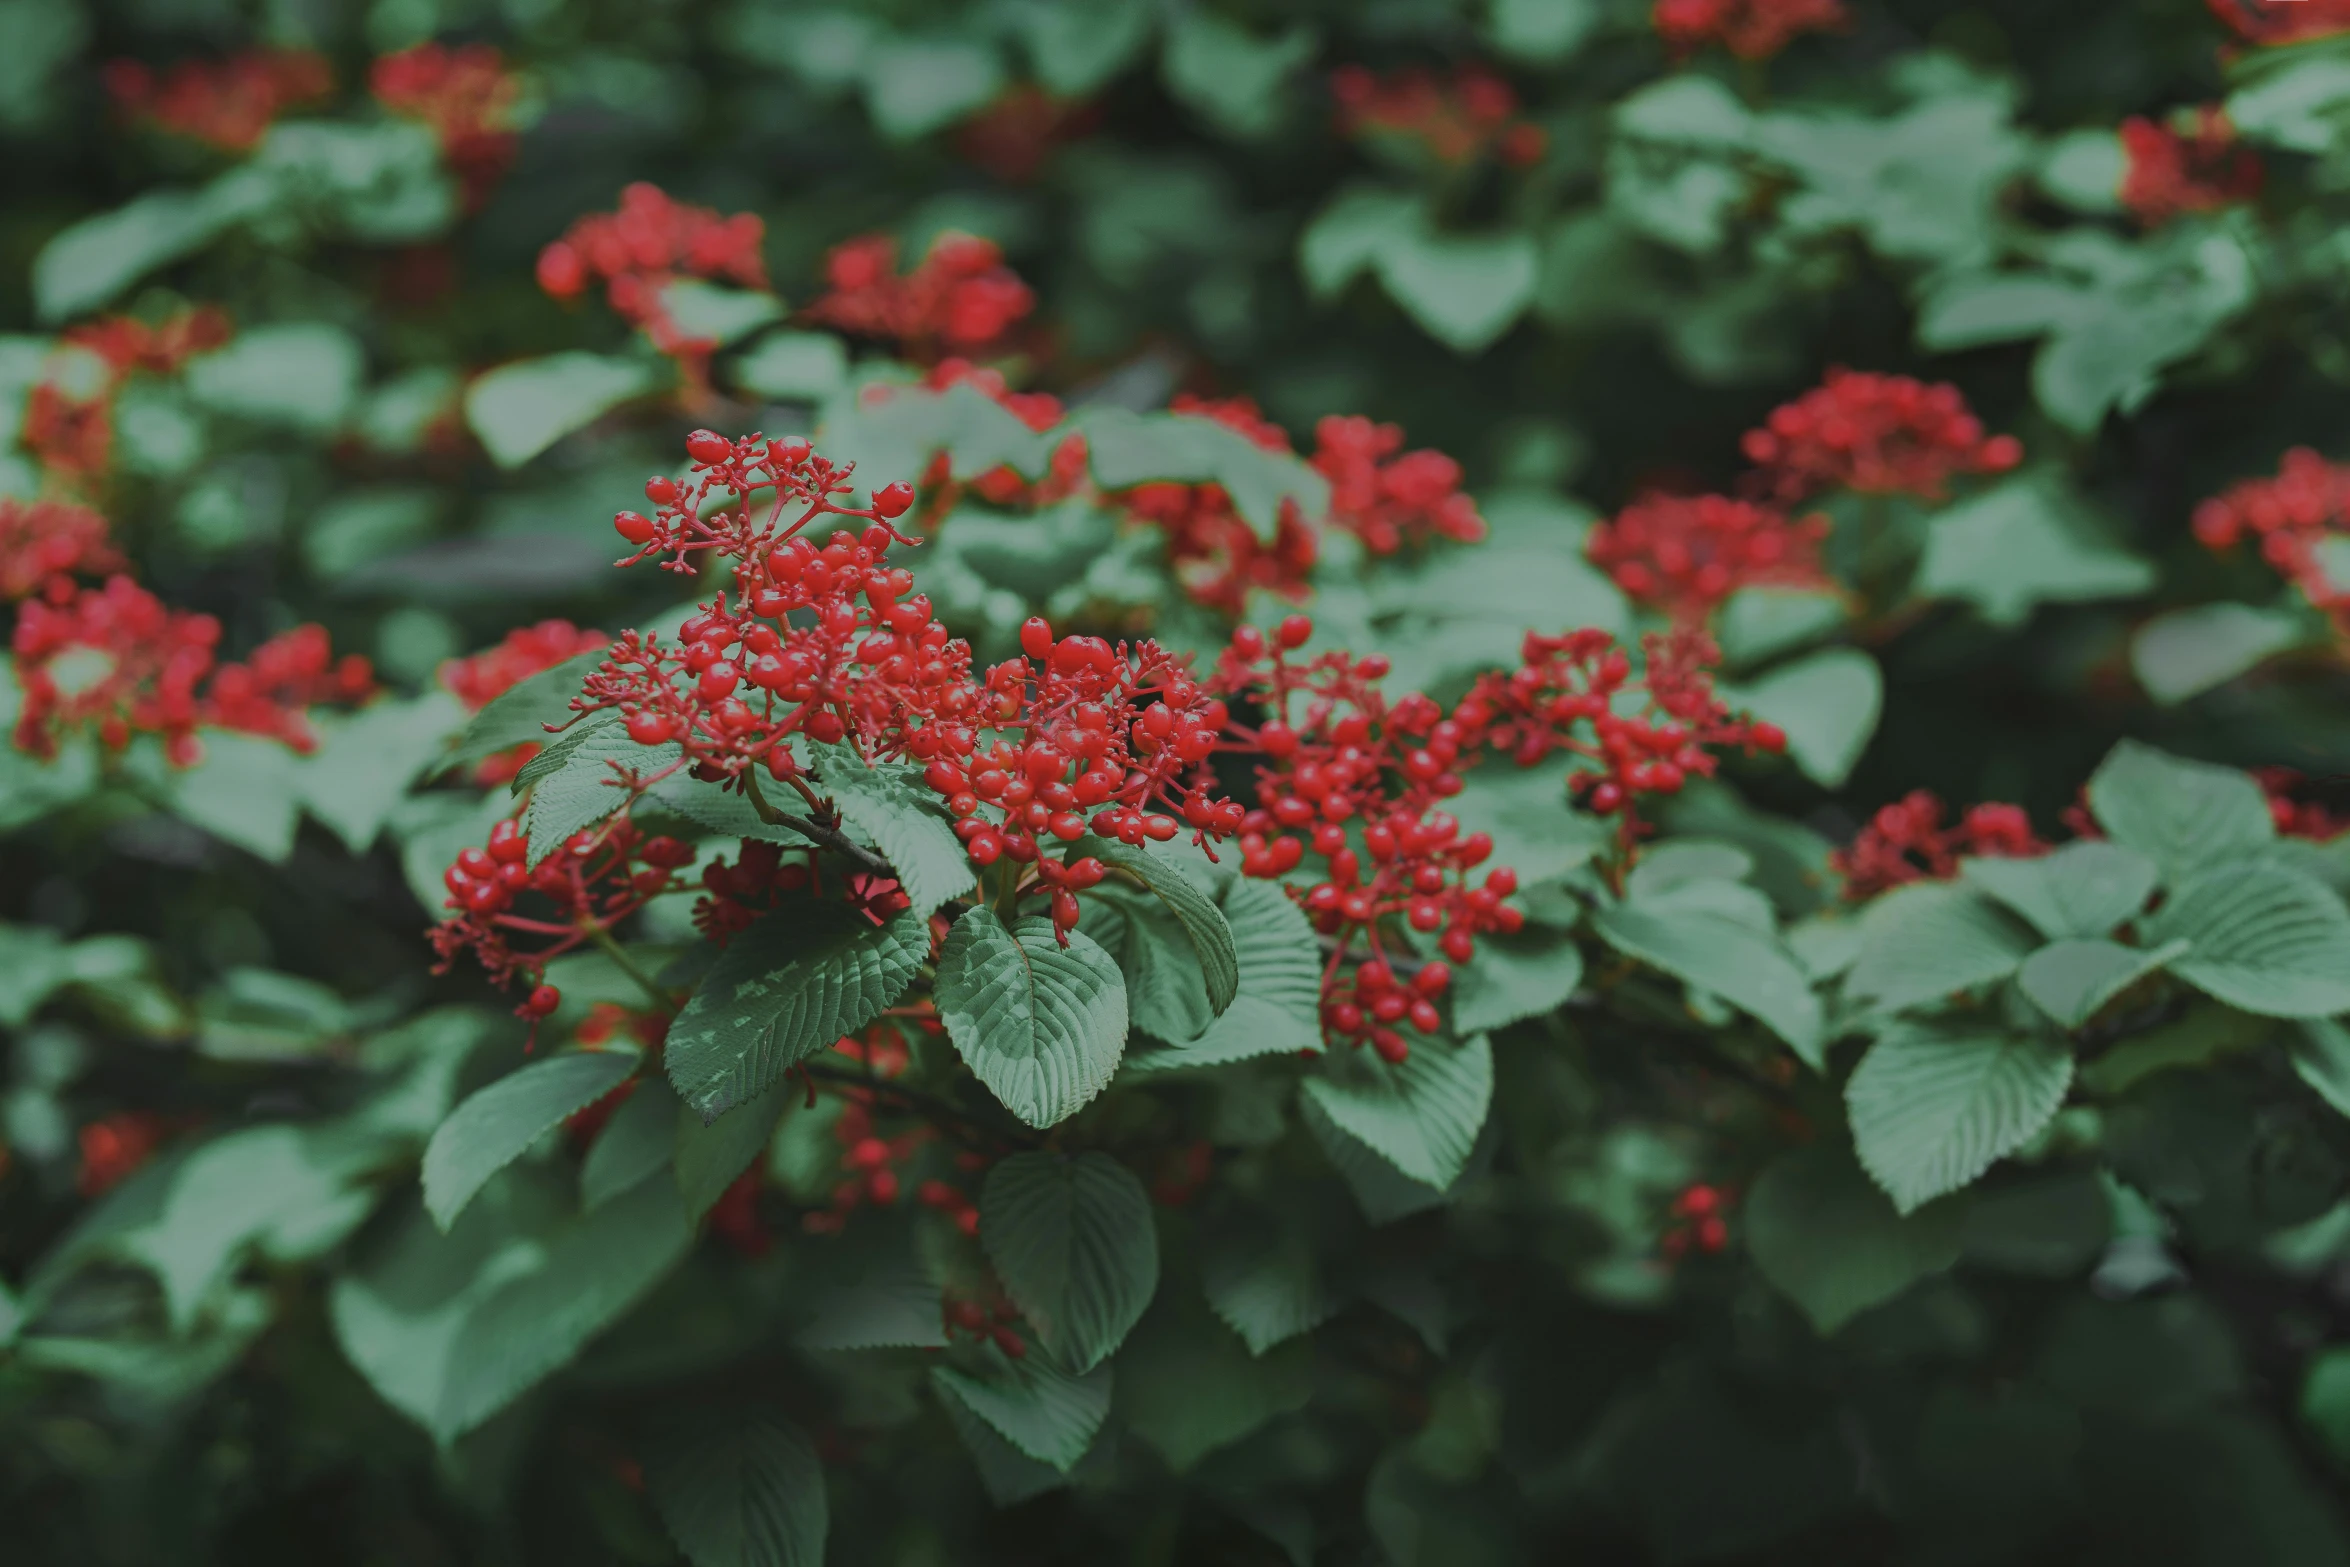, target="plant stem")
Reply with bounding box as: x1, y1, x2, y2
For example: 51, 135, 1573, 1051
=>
741, 768, 897, 880
585, 923, 679, 1015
